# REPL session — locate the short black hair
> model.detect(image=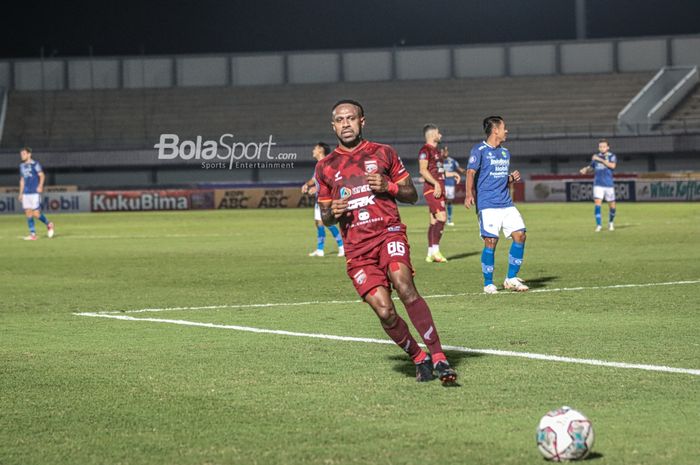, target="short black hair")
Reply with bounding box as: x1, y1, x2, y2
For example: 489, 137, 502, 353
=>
20, 146, 32, 154
598, 138, 609, 145
423, 123, 438, 135
316, 142, 331, 155
483, 116, 504, 136
331, 99, 364, 117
